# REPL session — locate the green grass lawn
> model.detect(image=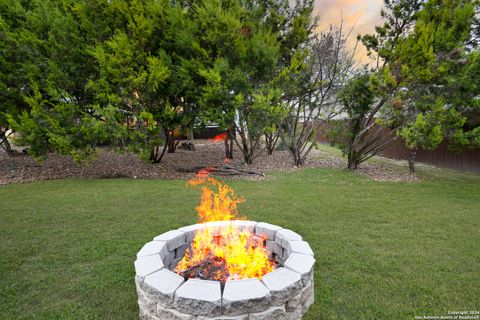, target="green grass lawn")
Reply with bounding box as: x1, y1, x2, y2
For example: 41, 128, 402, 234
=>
1, 168, 479, 319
